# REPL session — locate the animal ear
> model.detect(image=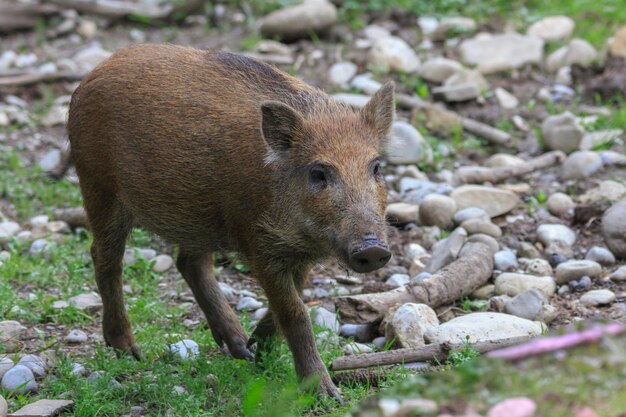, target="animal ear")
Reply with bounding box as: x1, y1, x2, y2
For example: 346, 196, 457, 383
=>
361, 81, 395, 142
260, 101, 304, 155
